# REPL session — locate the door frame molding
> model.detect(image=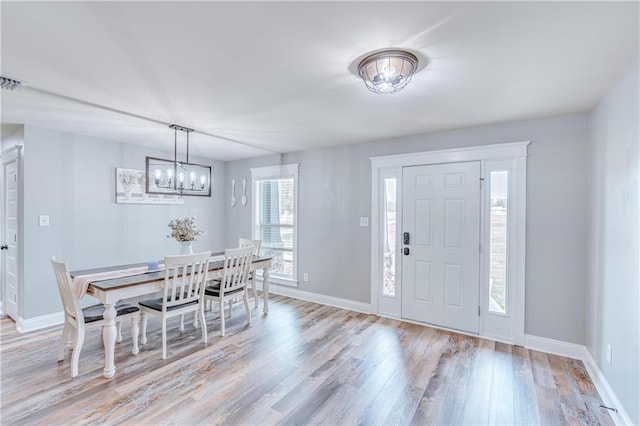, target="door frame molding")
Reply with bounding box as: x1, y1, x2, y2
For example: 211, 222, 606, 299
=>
2, 145, 24, 321
0, 150, 3, 315
370, 141, 530, 346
